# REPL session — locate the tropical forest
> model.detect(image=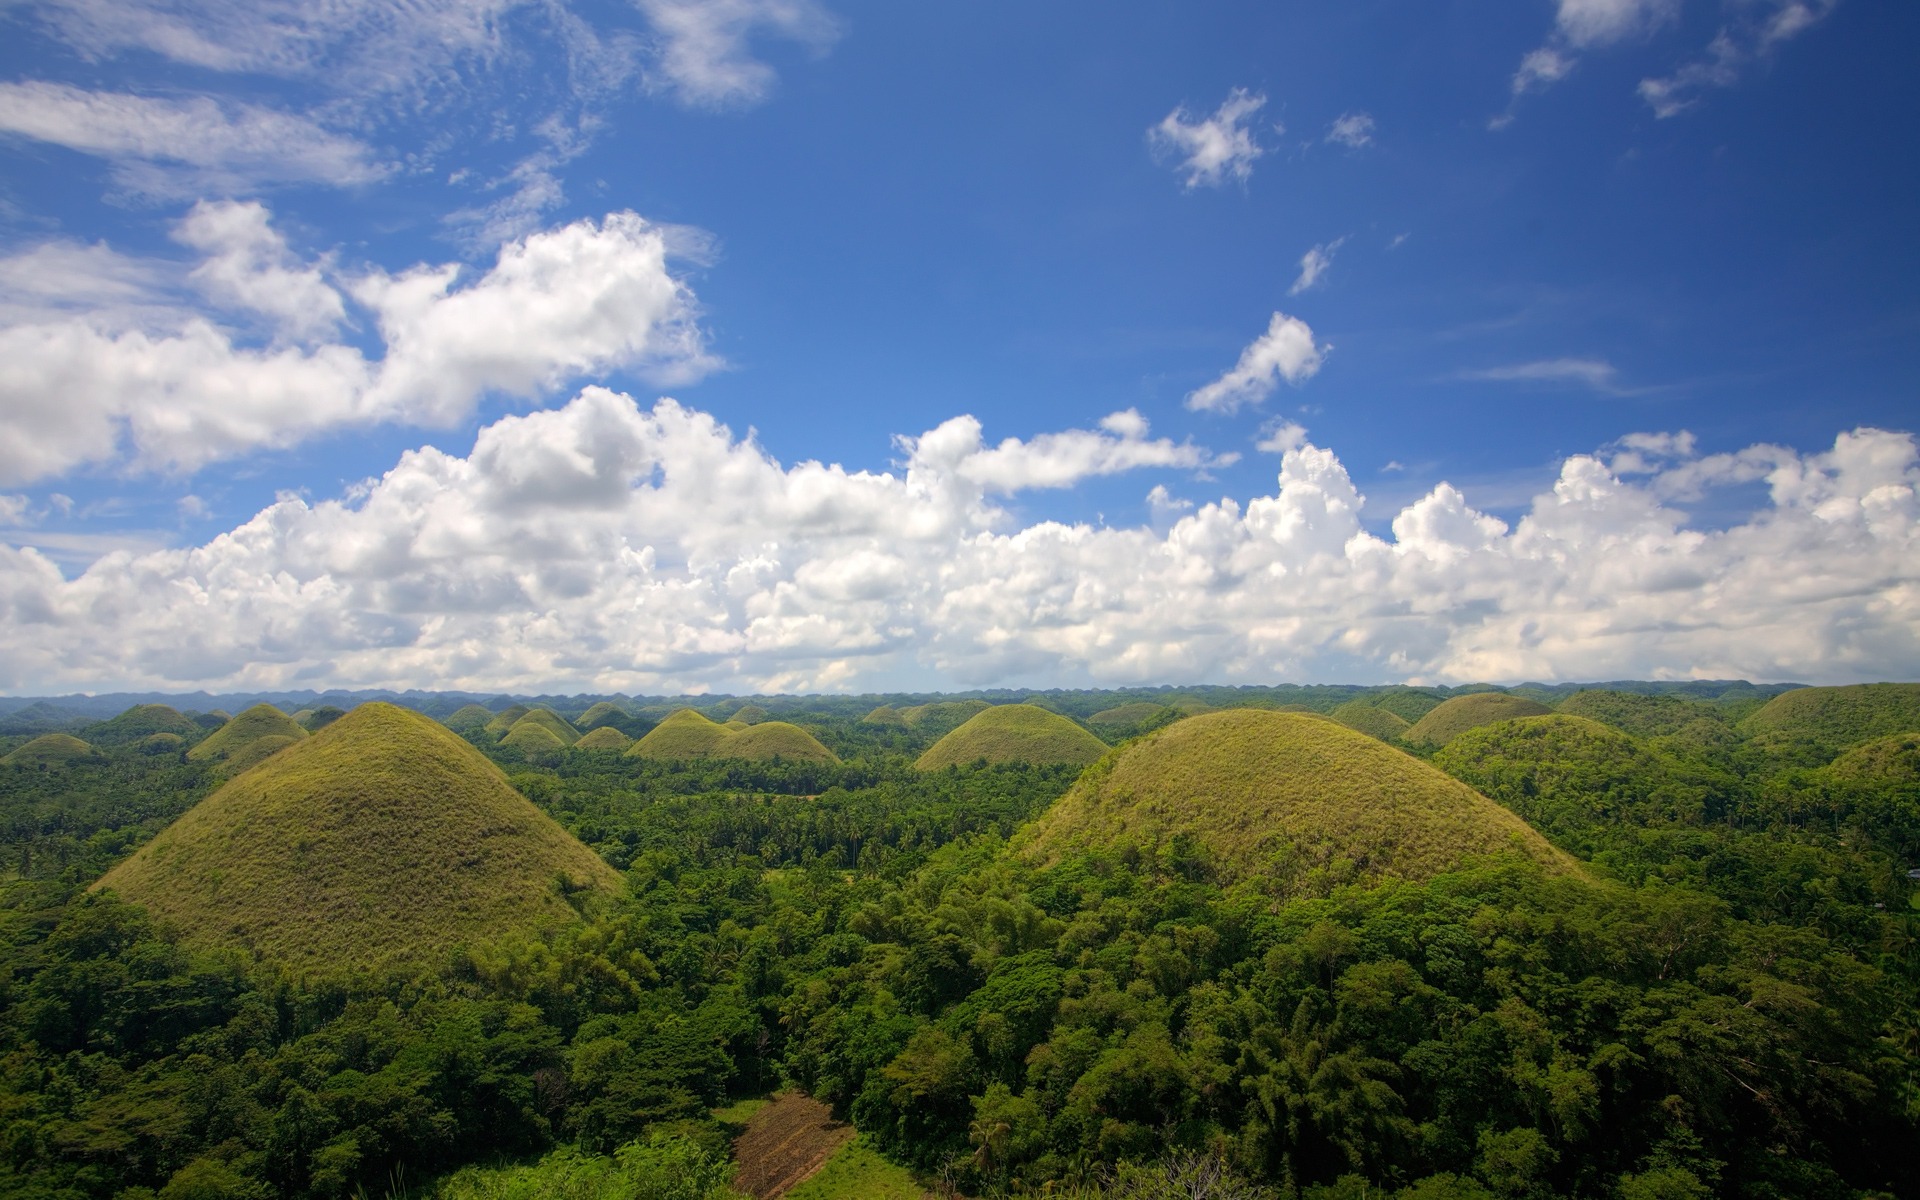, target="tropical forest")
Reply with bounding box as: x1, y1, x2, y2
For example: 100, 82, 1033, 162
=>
0, 680, 1915, 1200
